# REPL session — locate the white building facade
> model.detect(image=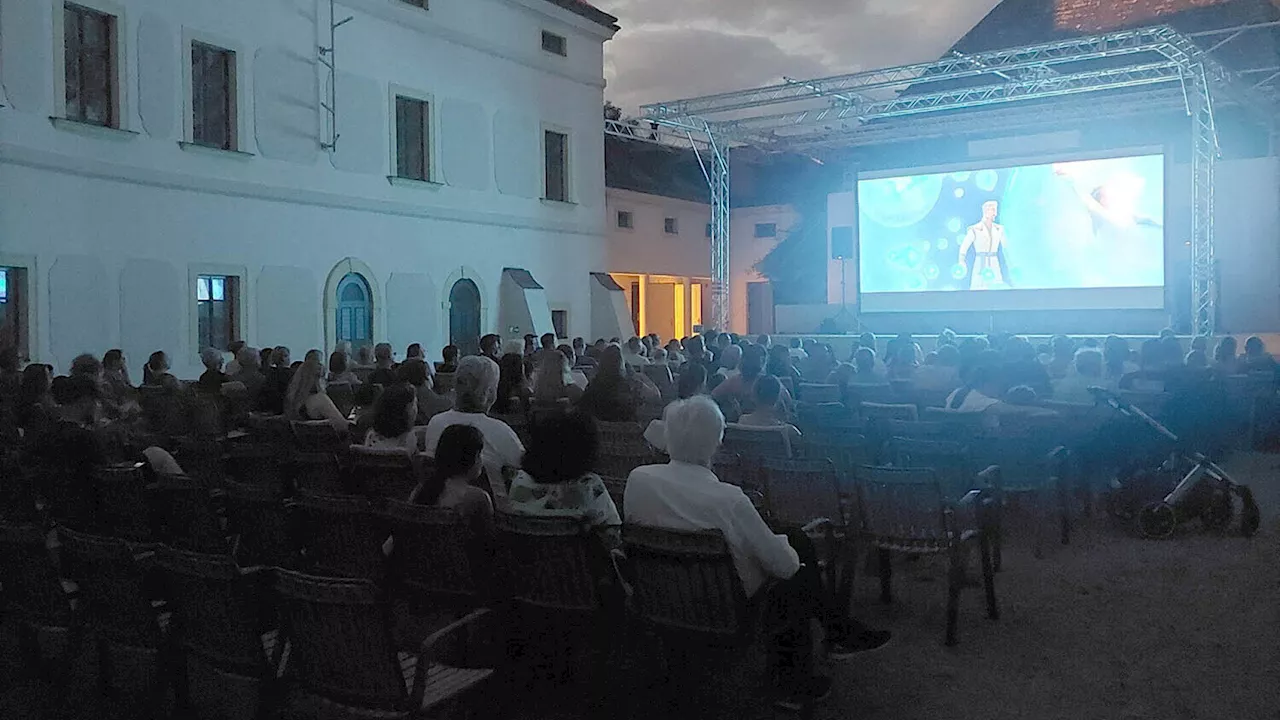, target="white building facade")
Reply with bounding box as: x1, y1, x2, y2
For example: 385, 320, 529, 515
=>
0, 0, 617, 377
